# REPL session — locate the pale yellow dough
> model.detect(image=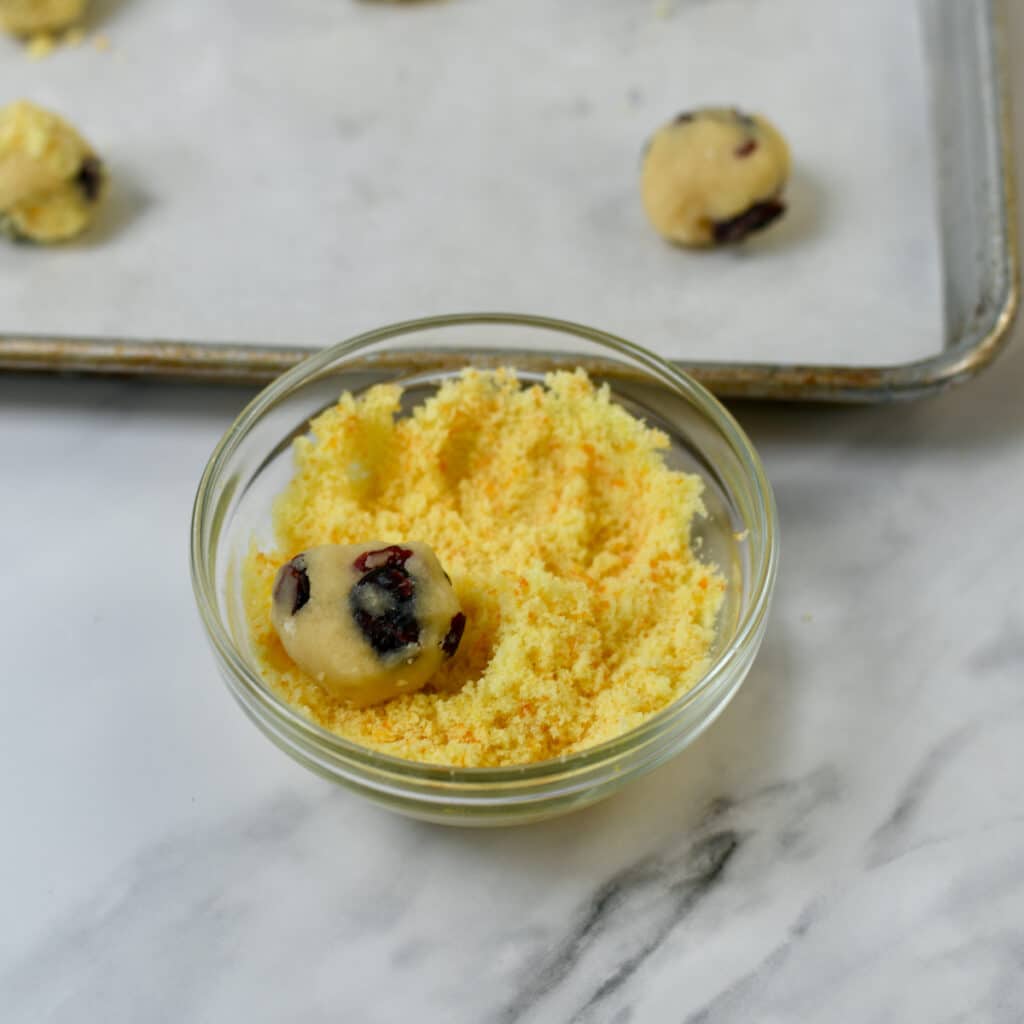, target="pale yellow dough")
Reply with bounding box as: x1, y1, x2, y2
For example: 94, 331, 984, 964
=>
0, 100, 105, 242
0, 0, 85, 33
641, 107, 790, 247
271, 542, 463, 708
